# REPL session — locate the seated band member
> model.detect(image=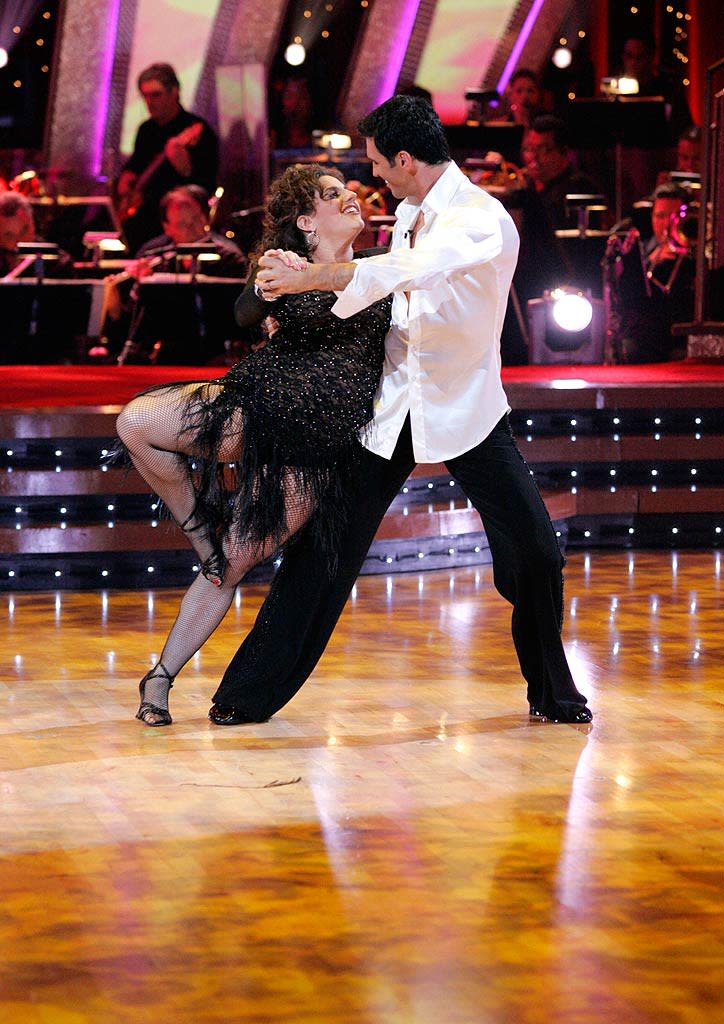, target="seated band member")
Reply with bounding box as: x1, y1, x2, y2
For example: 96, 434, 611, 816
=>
102, 185, 246, 364
208, 95, 592, 727
115, 62, 219, 255
0, 192, 73, 279
618, 183, 694, 363
114, 164, 390, 725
